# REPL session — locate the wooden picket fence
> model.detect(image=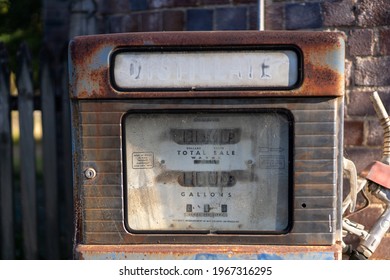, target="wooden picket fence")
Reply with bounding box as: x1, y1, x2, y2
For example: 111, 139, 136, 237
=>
0, 42, 73, 259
